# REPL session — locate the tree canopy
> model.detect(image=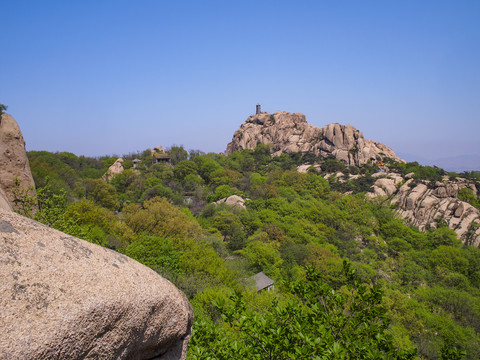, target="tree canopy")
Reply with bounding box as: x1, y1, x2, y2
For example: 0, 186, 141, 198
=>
20, 147, 480, 359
